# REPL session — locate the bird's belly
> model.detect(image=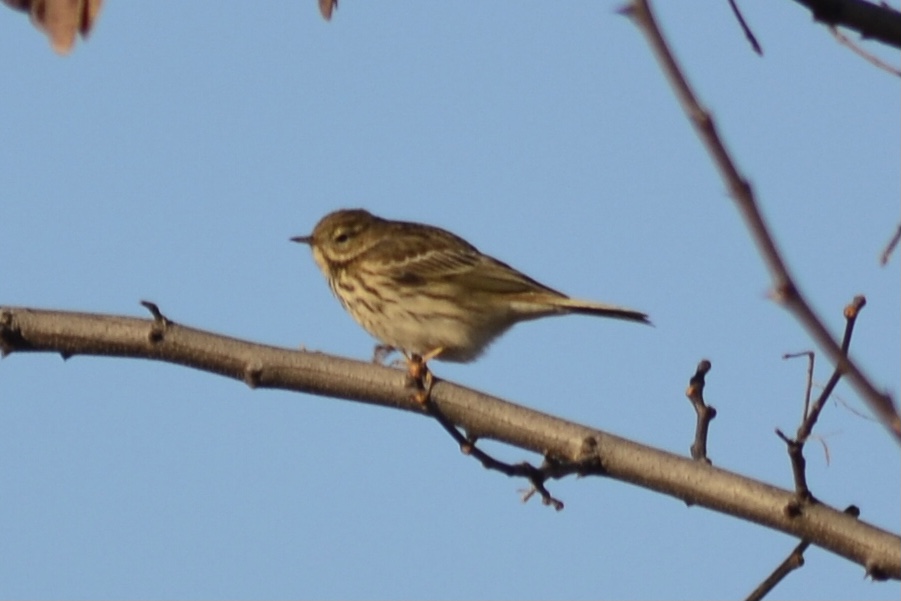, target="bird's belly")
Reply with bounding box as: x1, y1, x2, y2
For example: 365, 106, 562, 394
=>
345, 292, 511, 363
